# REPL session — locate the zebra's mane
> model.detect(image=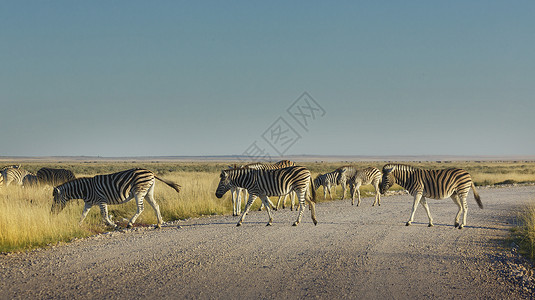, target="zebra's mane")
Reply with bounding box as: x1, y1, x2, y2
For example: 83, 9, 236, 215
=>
243, 163, 265, 169
382, 163, 421, 173
56, 176, 91, 189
